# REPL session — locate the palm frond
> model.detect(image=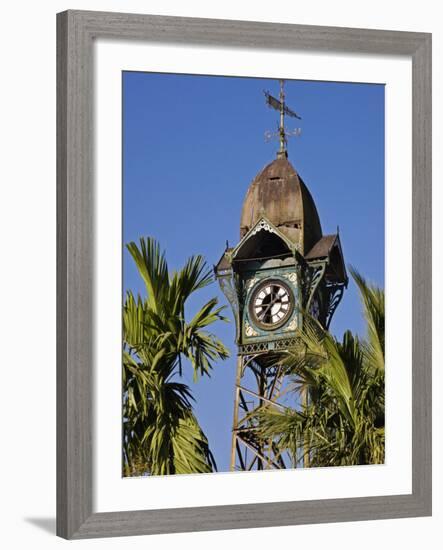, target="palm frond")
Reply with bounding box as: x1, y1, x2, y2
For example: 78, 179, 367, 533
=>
255, 269, 385, 468
349, 266, 385, 372
126, 238, 169, 313
123, 237, 229, 476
